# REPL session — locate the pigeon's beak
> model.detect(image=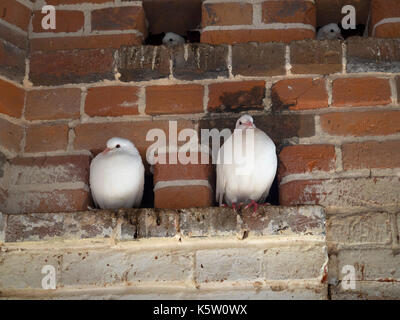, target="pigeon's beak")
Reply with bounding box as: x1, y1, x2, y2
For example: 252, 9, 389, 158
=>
102, 147, 111, 155
337, 34, 344, 40
244, 121, 254, 128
